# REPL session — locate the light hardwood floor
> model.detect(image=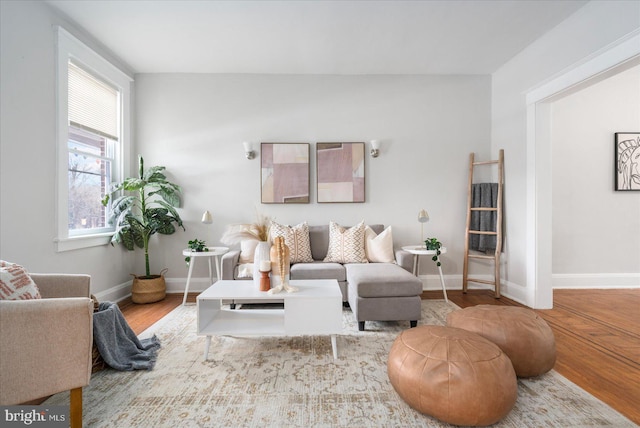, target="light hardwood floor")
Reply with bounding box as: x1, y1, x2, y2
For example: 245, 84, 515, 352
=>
120, 289, 640, 424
